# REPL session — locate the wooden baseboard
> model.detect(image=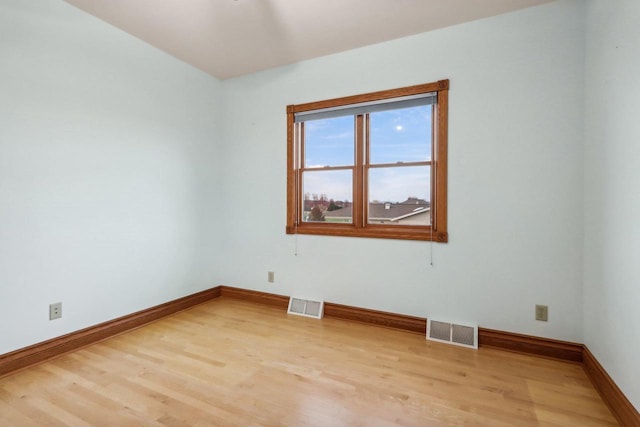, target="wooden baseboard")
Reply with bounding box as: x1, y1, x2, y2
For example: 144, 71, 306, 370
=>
220, 286, 289, 309
583, 346, 640, 427
219, 286, 426, 334
478, 328, 584, 363
324, 302, 426, 334
0, 287, 221, 378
